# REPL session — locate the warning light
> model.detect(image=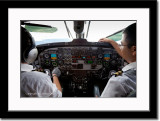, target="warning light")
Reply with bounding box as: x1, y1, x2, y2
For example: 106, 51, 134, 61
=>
87, 60, 93, 64
72, 60, 77, 63
92, 56, 96, 59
